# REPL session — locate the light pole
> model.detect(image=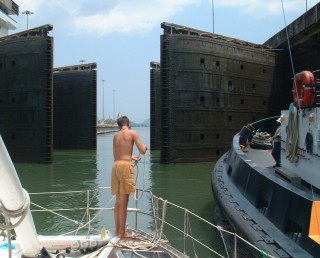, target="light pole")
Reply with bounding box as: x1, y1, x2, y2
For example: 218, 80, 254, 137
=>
102, 80, 105, 122
22, 10, 33, 30
212, 0, 214, 34
113, 90, 115, 122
